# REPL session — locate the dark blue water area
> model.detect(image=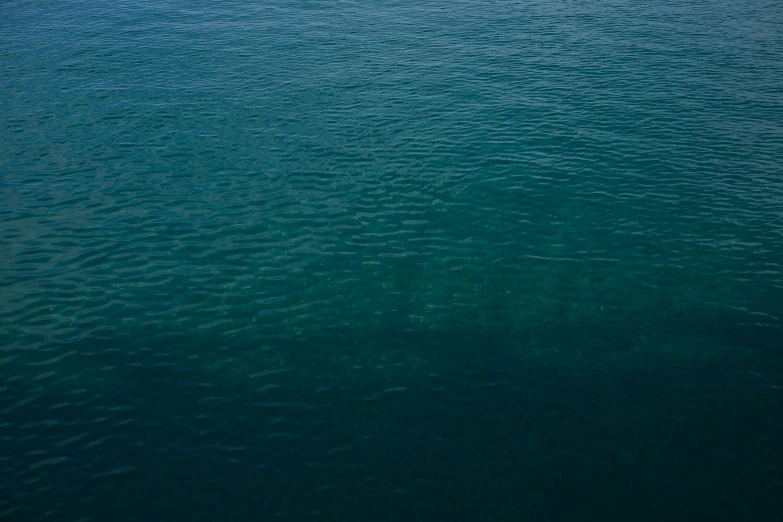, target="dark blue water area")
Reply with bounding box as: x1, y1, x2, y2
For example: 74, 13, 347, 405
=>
2, 336, 782, 521
2, 0, 783, 520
